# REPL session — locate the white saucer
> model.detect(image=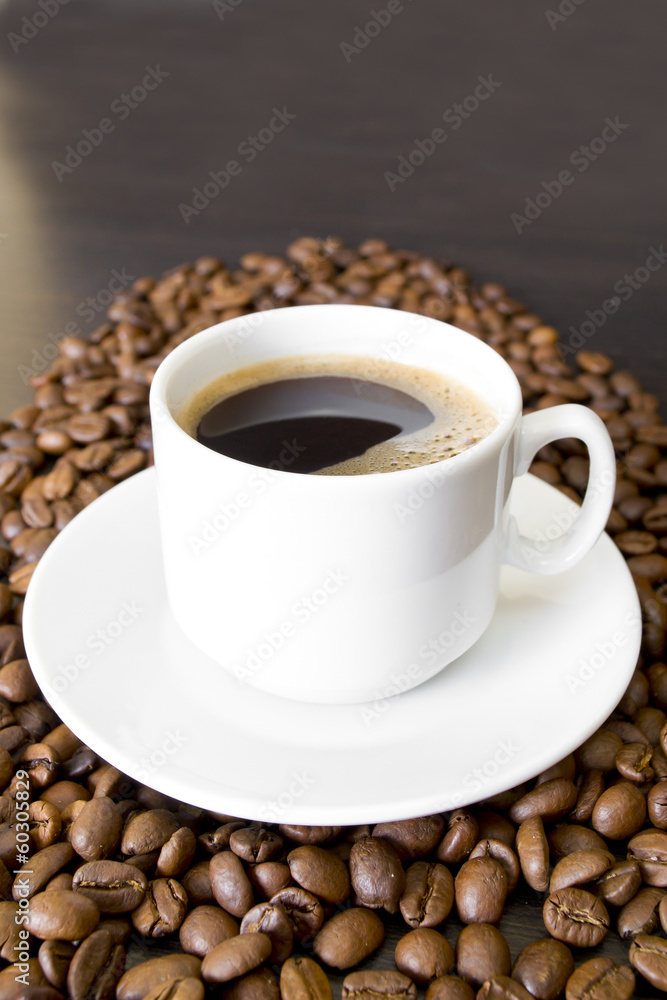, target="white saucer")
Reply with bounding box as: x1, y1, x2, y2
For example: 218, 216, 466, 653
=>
23, 469, 640, 825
